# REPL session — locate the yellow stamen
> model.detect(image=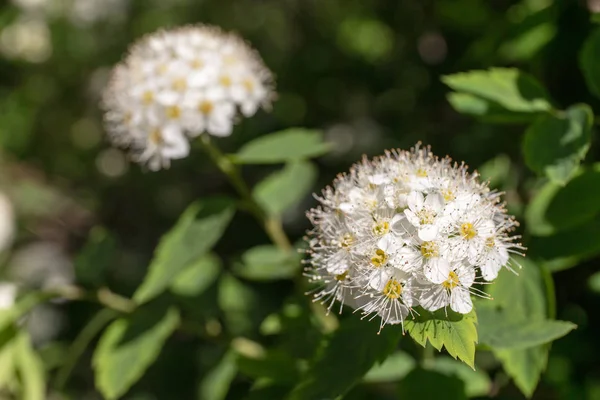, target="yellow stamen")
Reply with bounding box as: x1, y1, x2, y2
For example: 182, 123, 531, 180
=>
172, 78, 187, 91
166, 105, 181, 120
340, 233, 354, 249
142, 91, 154, 105
416, 168, 428, 177
372, 221, 390, 236
383, 278, 403, 299
149, 129, 162, 145
485, 237, 495, 248
442, 189, 455, 202
420, 241, 439, 259
371, 249, 388, 267
460, 222, 477, 240
191, 59, 204, 69
243, 78, 254, 91
220, 75, 232, 87
335, 271, 348, 281
417, 210, 435, 225
198, 101, 214, 114
442, 271, 460, 290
